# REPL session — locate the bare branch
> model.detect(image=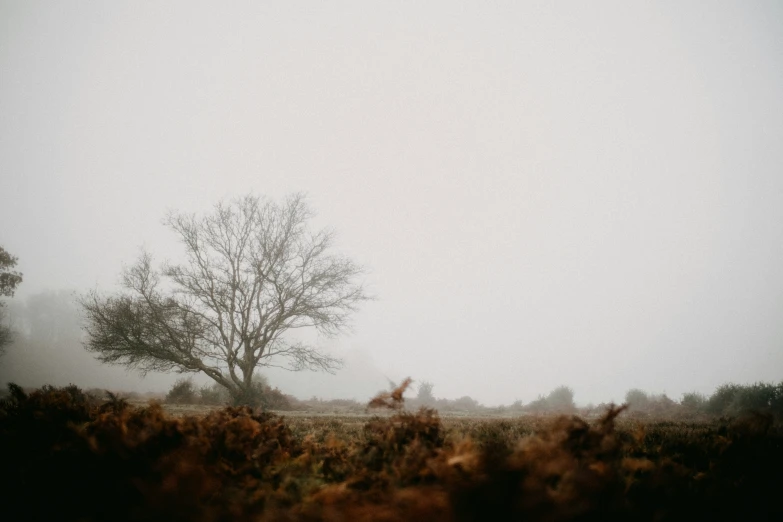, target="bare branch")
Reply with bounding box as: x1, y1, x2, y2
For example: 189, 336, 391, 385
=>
79, 194, 369, 402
